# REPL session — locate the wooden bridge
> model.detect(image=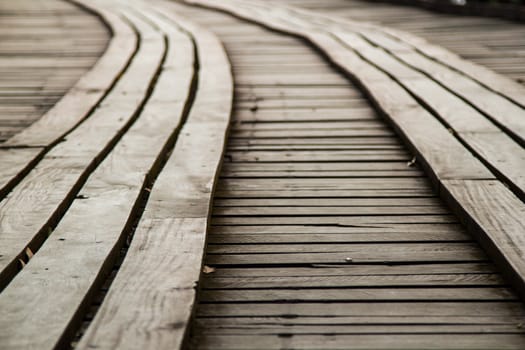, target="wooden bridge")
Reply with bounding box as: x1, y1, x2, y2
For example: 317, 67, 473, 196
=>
0, 0, 524, 349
